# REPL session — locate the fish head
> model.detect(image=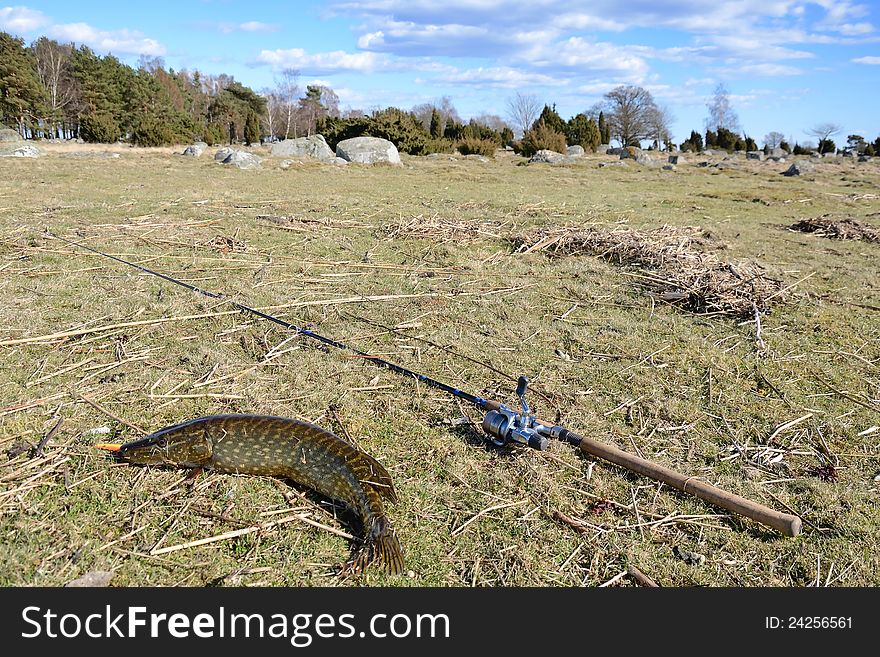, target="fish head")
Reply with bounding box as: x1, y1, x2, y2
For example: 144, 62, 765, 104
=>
117, 423, 213, 467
